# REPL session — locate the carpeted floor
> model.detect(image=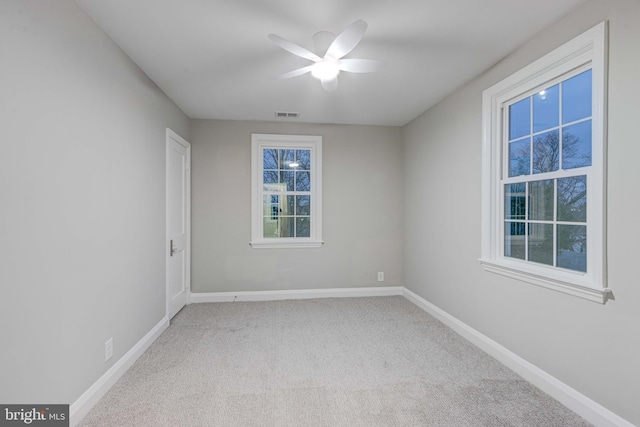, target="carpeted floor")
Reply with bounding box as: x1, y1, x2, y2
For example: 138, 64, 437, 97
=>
80, 296, 591, 426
